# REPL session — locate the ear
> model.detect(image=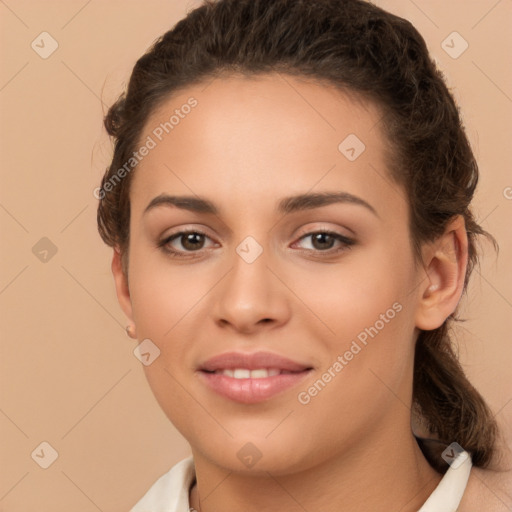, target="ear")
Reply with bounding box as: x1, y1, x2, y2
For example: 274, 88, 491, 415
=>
415, 215, 468, 330
111, 247, 134, 324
